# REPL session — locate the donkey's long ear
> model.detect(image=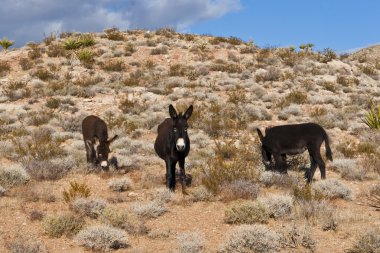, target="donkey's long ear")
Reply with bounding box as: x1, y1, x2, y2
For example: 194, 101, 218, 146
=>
257, 128, 264, 143
184, 105, 193, 120
108, 135, 118, 144
169, 104, 178, 119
